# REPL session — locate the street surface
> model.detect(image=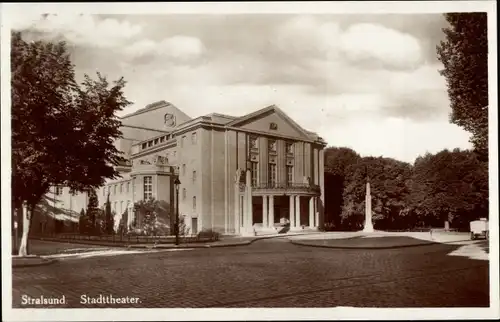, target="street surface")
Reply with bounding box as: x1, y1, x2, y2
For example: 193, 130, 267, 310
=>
12, 238, 489, 308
